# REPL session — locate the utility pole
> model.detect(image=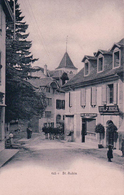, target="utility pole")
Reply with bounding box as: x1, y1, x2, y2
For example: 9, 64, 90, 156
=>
13, 0, 16, 40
